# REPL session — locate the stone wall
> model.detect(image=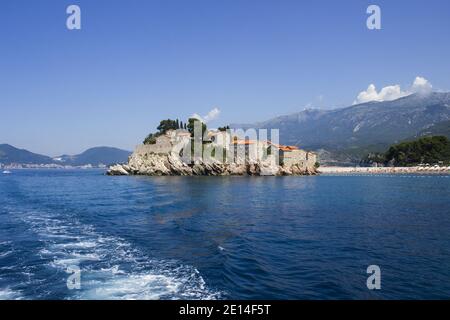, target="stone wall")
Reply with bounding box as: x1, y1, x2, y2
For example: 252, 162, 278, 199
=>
137, 136, 173, 155
281, 149, 307, 167
306, 152, 317, 169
